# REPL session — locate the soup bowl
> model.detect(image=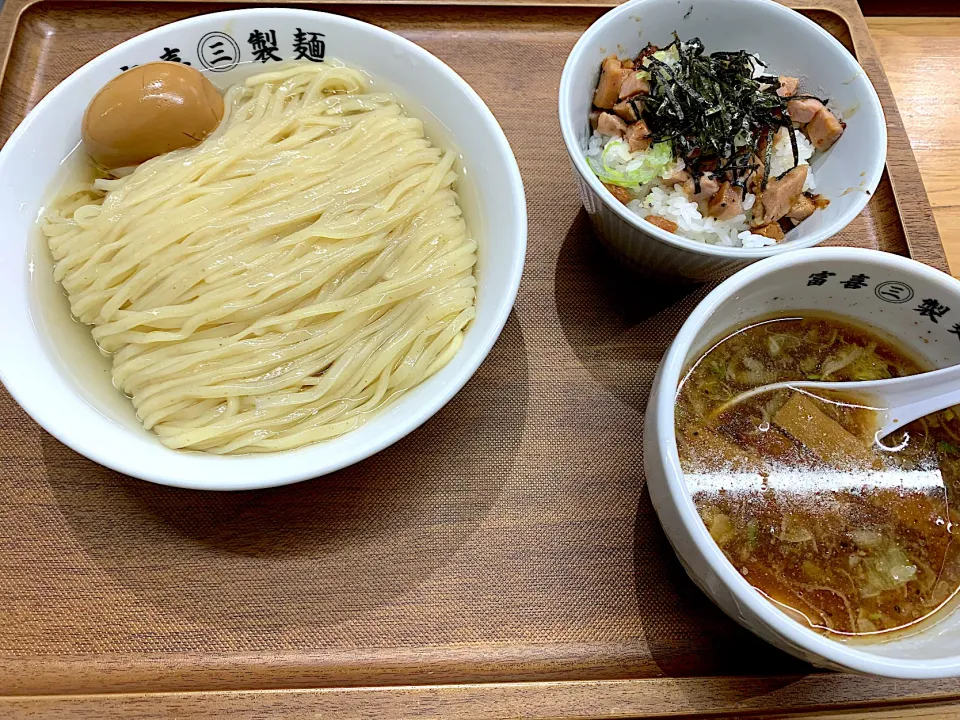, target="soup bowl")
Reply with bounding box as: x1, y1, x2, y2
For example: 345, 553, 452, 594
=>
645, 247, 960, 677
0, 9, 526, 490
558, 0, 886, 282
